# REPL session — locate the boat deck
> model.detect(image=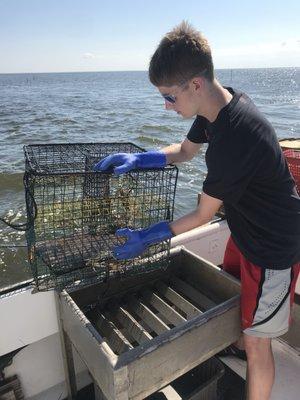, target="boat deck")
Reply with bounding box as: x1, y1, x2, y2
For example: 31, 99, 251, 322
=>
219, 338, 300, 400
